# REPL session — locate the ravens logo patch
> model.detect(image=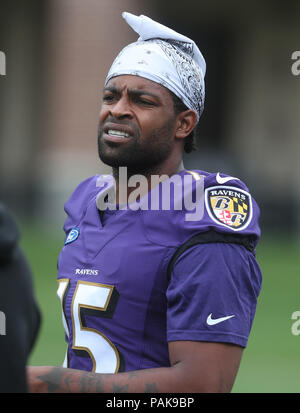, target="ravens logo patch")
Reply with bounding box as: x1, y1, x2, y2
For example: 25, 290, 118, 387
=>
205, 186, 252, 231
